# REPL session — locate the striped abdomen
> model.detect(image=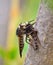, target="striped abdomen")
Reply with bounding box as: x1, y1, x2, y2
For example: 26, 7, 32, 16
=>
18, 35, 24, 57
